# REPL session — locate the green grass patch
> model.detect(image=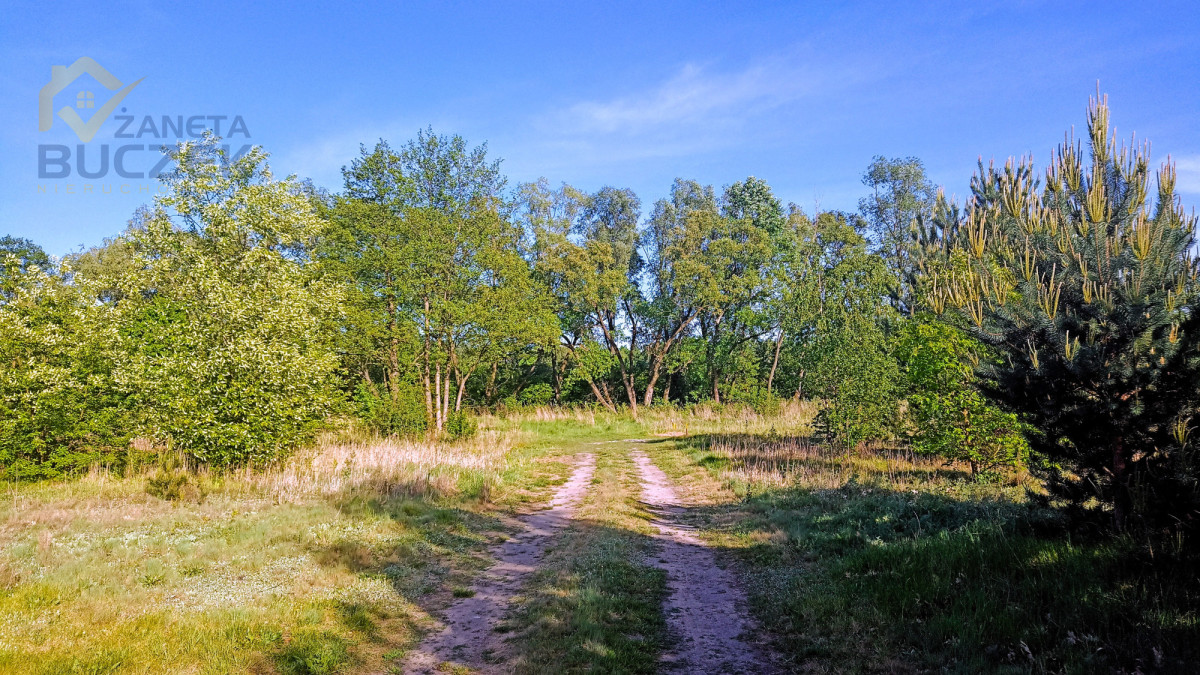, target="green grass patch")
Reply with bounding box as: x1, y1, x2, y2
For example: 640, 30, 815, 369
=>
648, 433, 1200, 673
505, 441, 668, 674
